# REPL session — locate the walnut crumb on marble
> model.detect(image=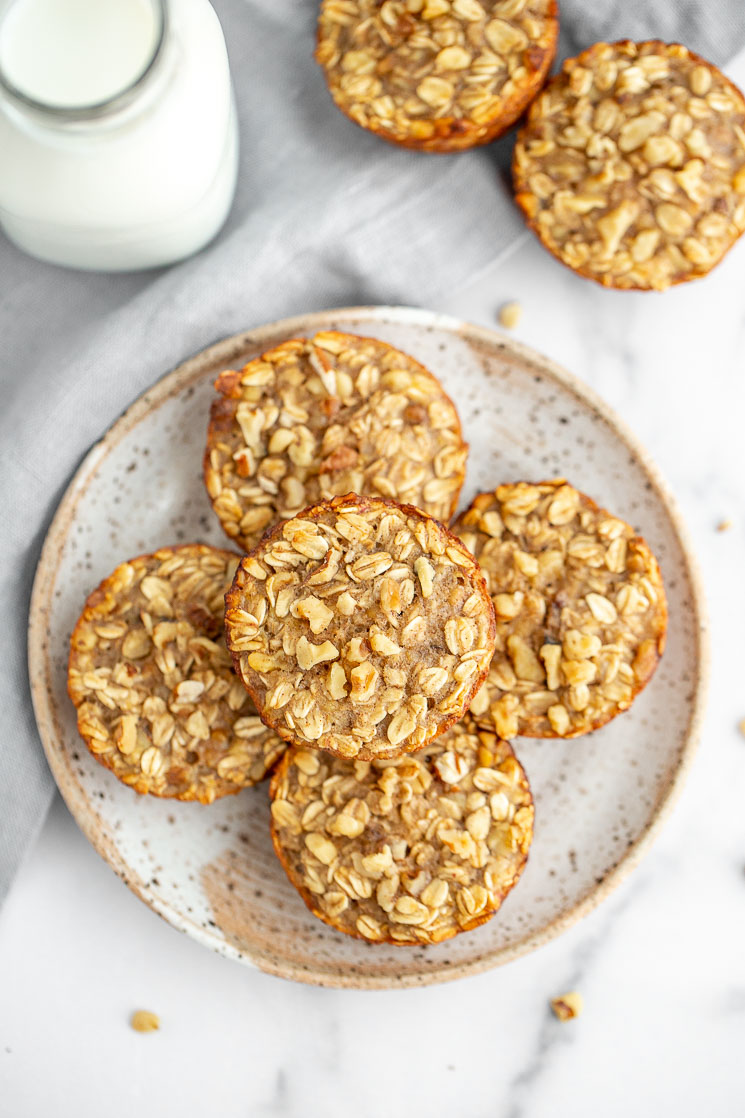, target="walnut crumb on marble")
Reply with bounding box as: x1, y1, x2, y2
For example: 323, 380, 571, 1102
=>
130, 1010, 160, 1033
550, 991, 583, 1020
